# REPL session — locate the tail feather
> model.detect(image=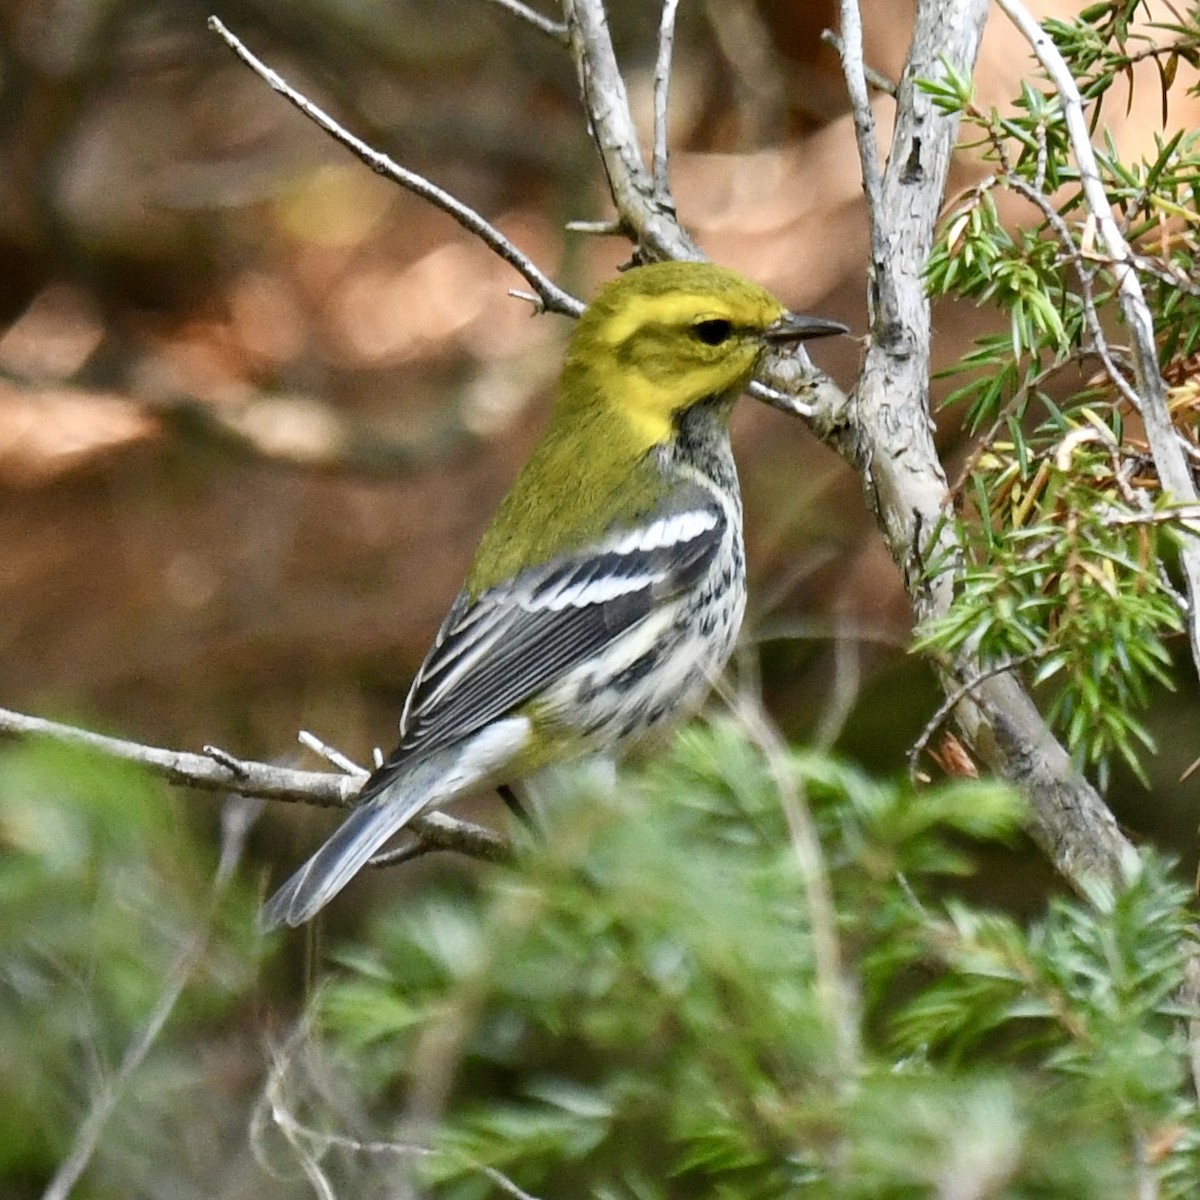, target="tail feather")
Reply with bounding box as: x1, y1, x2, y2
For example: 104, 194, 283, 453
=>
261, 717, 532, 929
260, 784, 432, 930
